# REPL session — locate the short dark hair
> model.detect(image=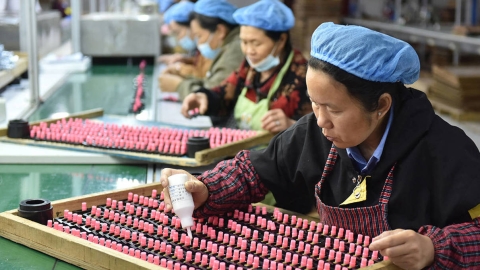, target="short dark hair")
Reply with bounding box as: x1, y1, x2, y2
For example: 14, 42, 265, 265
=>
264, 30, 292, 54
307, 57, 401, 112
175, 19, 191, 27
190, 12, 237, 33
